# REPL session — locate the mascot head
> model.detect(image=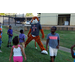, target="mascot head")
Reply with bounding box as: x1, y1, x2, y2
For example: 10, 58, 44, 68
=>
31, 16, 39, 24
